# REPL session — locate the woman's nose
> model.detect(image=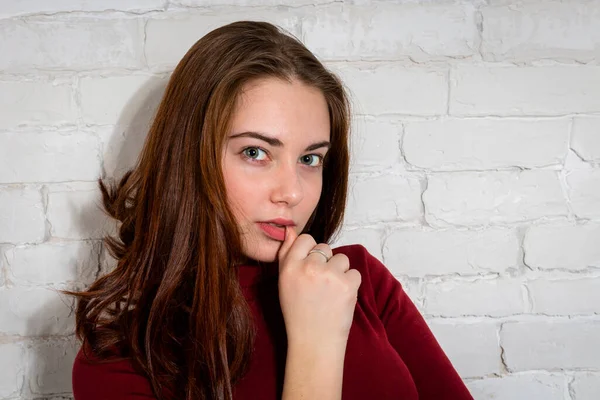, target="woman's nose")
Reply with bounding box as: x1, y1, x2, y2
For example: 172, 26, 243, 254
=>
270, 161, 303, 206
